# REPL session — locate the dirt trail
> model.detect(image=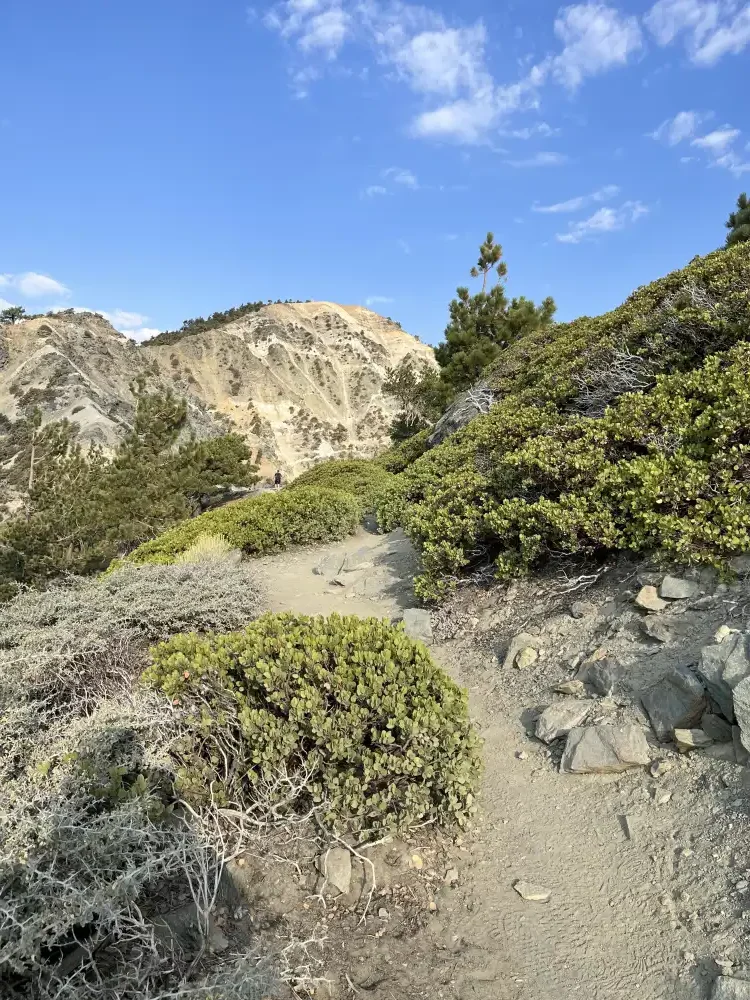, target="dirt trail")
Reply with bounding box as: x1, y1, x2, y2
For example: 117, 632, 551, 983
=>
256, 529, 737, 1000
